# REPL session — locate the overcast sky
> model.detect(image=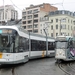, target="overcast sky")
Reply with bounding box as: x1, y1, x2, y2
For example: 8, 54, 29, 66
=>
0, 0, 75, 19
